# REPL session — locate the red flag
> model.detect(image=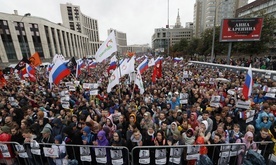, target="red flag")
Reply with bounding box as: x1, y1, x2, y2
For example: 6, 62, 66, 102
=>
29, 52, 42, 67
152, 60, 162, 83
0, 70, 7, 87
